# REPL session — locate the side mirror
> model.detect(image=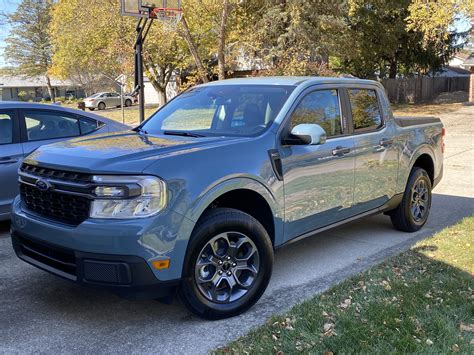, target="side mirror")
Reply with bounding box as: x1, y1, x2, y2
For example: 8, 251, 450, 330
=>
290, 124, 327, 145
